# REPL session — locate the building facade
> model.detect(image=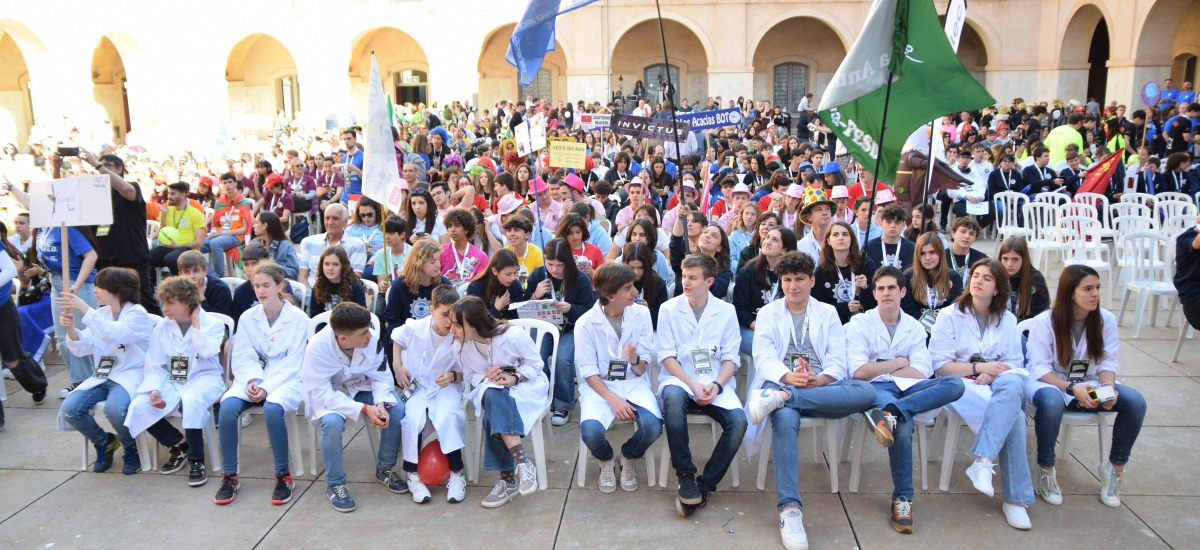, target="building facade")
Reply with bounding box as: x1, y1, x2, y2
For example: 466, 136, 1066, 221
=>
1, 0, 1198, 150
